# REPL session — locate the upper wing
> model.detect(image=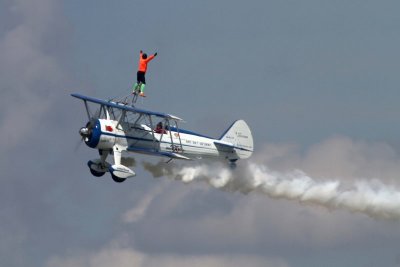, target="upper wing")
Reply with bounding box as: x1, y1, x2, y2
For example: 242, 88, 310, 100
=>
71, 93, 183, 121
